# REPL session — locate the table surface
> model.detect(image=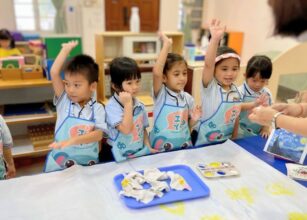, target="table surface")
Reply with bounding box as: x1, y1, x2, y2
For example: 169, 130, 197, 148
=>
234, 135, 307, 187
0, 140, 306, 220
